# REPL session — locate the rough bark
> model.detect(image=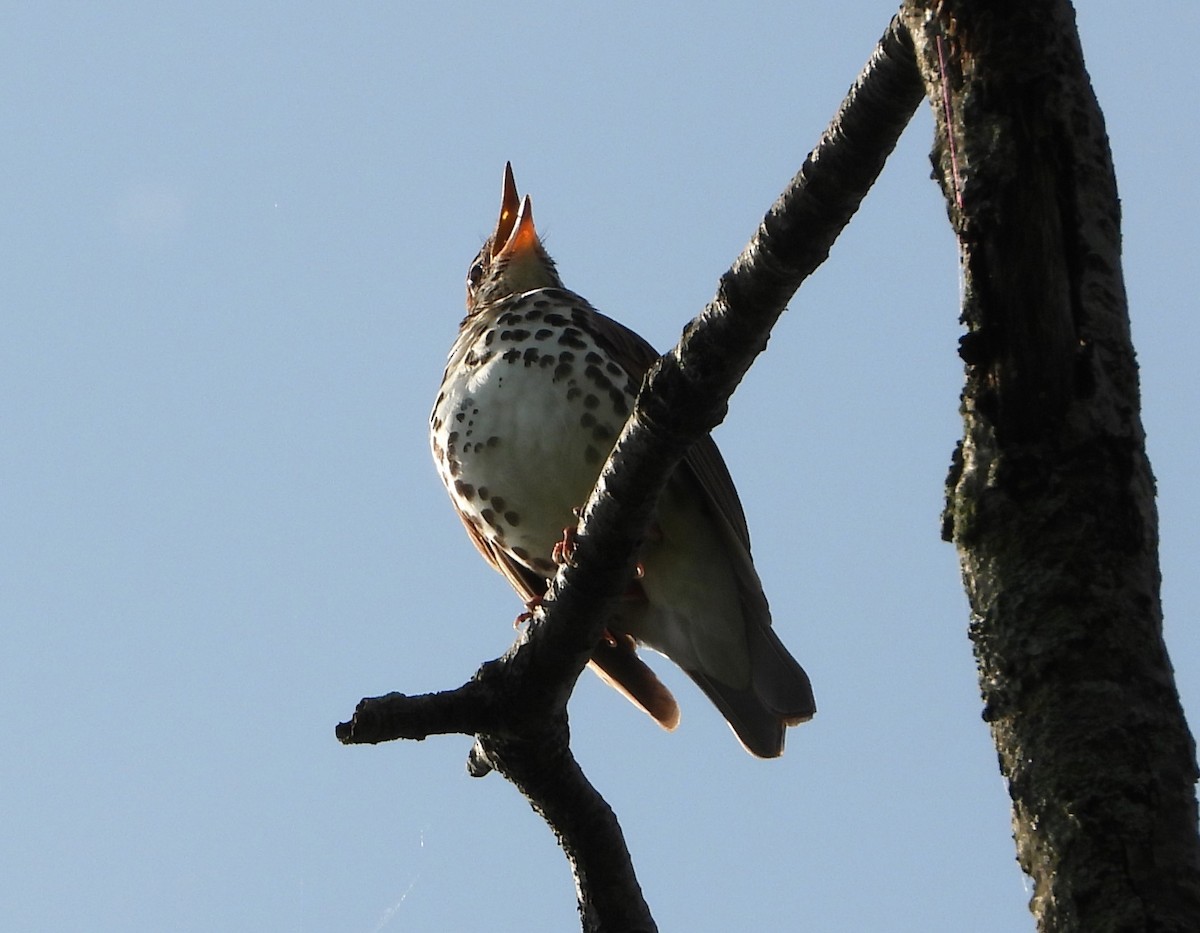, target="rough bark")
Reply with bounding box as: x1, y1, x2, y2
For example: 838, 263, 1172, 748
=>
902, 1, 1200, 929
338, 16, 923, 932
